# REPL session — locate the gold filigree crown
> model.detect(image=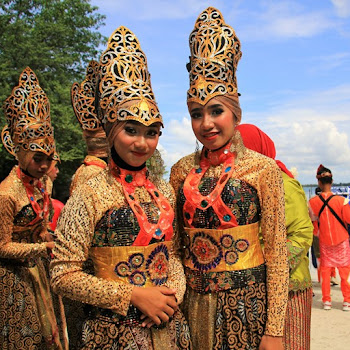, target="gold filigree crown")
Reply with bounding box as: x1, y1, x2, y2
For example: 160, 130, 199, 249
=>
2, 67, 58, 158
71, 60, 103, 131
187, 7, 242, 105
98, 26, 163, 126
